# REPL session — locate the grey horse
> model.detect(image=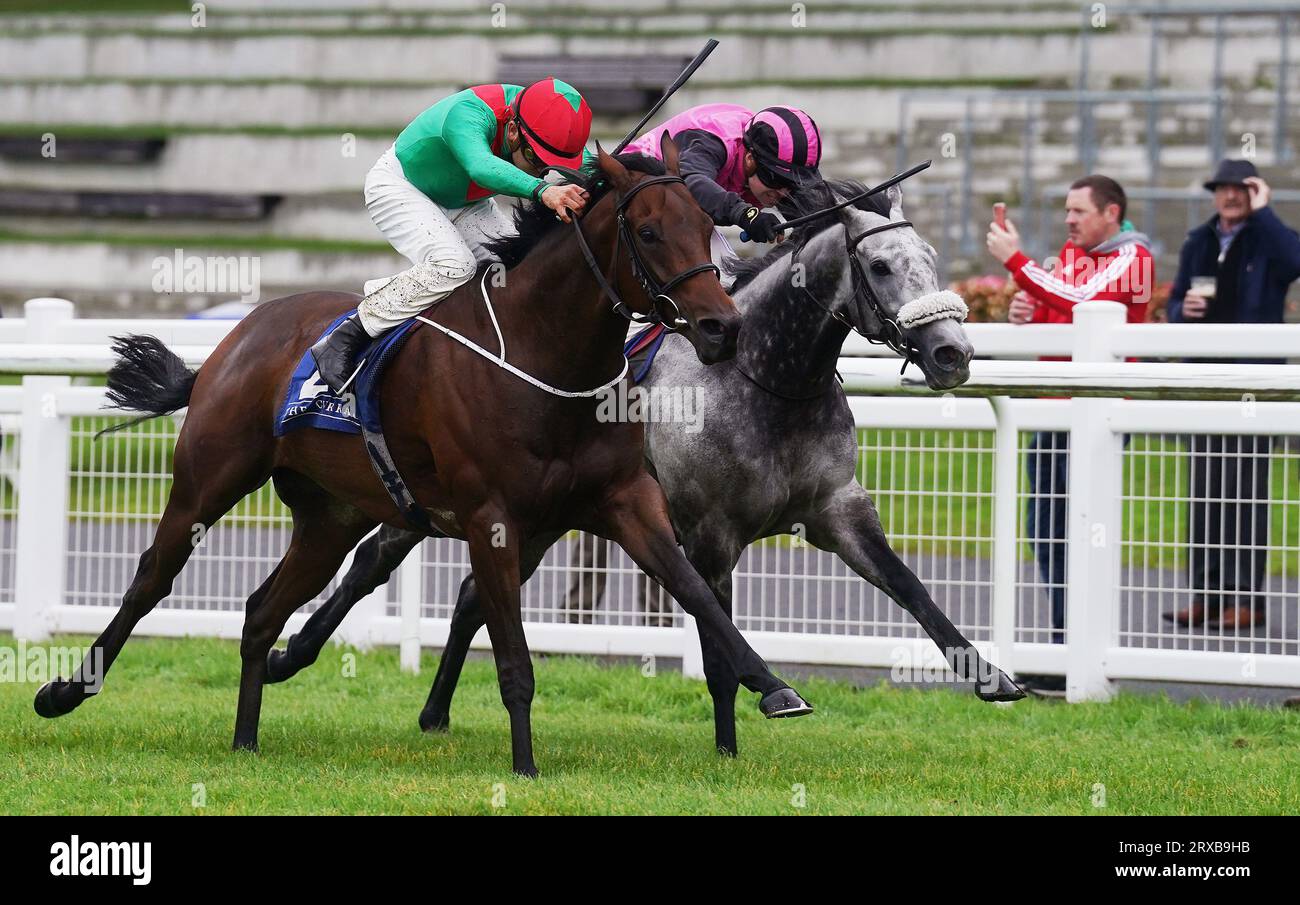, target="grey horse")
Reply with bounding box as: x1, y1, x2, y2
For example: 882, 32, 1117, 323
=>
265, 178, 1026, 756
